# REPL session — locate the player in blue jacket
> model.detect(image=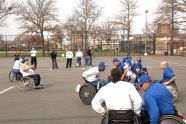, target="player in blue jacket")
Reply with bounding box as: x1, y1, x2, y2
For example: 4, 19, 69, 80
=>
136, 75, 177, 124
